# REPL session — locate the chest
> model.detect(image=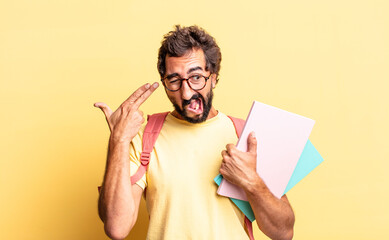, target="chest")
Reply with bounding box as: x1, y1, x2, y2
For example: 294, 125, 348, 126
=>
146, 125, 237, 196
